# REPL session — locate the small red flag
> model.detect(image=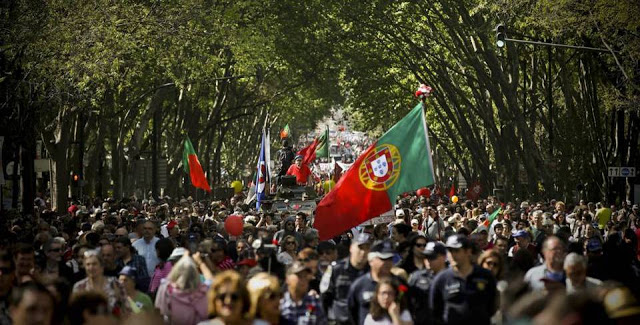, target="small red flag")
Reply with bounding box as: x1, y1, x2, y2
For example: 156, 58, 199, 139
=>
297, 138, 319, 165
